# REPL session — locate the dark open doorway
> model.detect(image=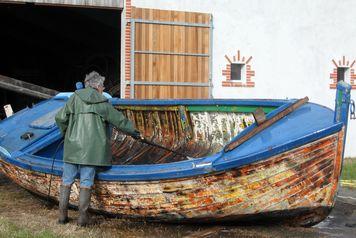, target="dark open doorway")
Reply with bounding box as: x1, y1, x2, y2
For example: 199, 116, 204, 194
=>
0, 3, 122, 119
